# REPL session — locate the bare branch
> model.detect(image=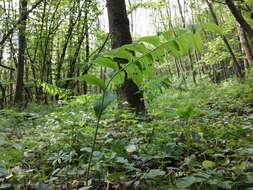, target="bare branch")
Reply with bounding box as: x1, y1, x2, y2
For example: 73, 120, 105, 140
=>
0, 64, 15, 71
